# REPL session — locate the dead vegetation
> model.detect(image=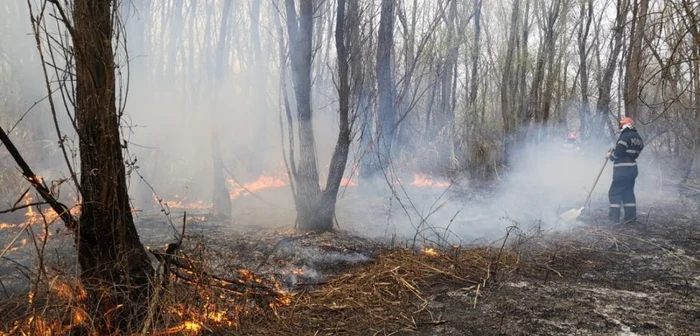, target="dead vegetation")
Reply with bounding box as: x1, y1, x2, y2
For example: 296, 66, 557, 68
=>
2, 192, 700, 335
0, 216, 520, 336
236, 247, 514, 335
